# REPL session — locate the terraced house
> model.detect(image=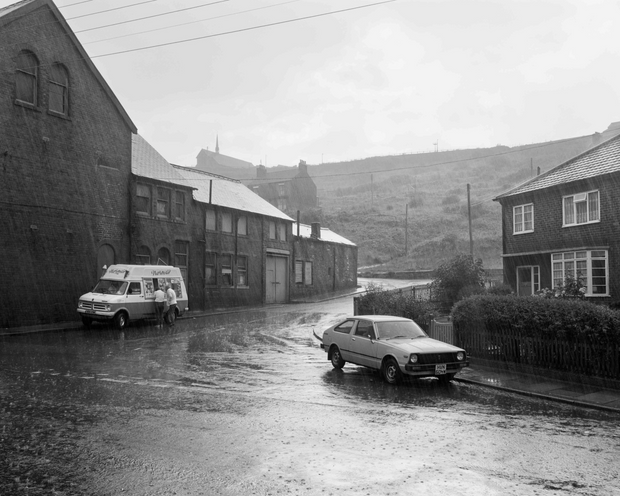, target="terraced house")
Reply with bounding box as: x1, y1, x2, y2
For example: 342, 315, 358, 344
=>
494, 132, 620, 303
